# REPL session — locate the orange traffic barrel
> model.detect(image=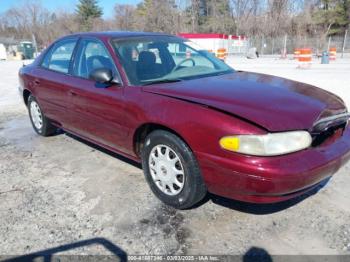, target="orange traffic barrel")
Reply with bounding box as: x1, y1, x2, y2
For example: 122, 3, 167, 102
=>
293, 48, 300, 60
217, 48, 227, 60
329, 47, 336, 61
298, 48, 312, 68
